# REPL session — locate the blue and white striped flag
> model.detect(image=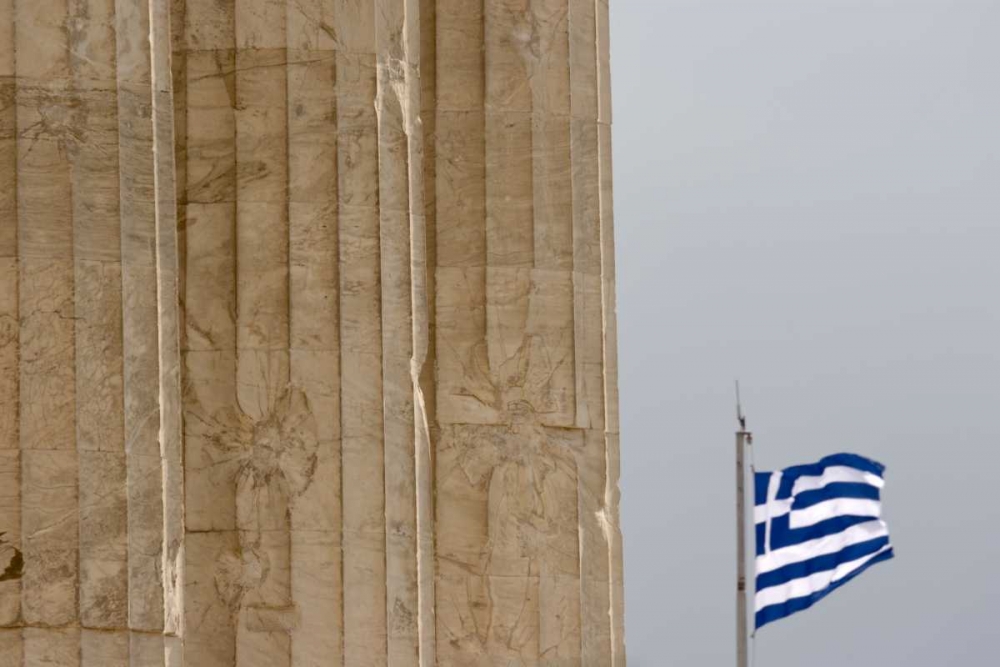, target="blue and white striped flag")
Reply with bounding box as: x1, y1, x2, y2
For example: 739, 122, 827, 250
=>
753, 453, 894, 629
